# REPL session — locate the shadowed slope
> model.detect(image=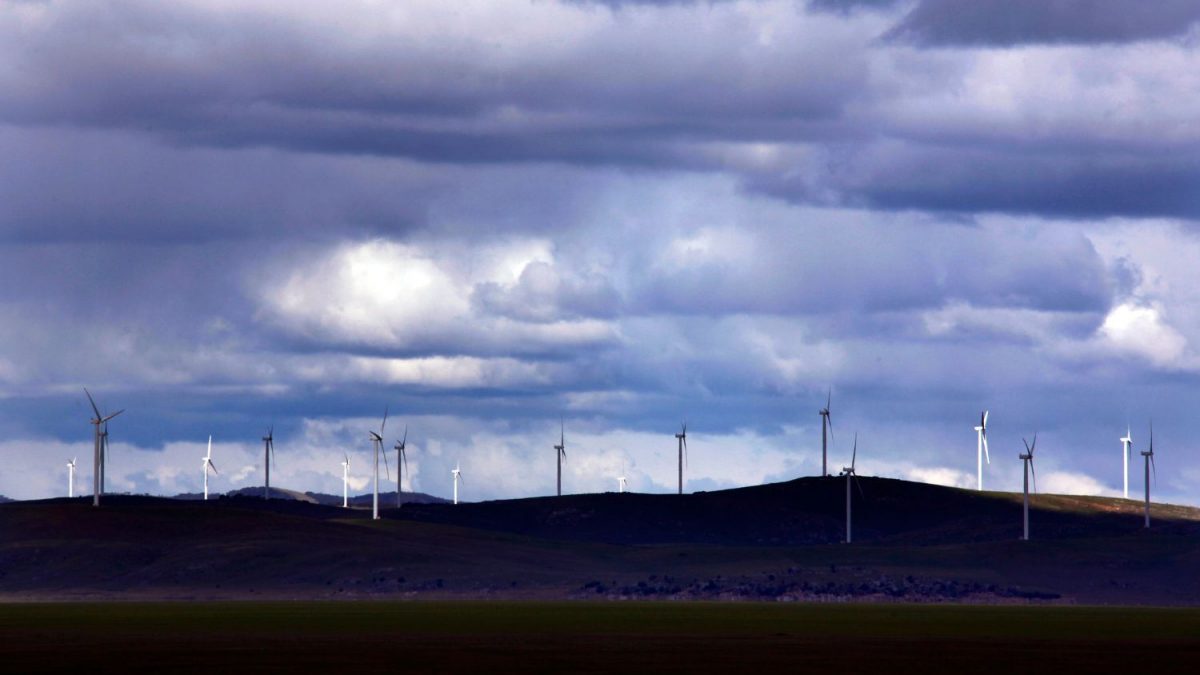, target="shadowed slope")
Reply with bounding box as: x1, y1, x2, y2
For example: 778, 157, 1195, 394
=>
391, 476, 1200, 546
